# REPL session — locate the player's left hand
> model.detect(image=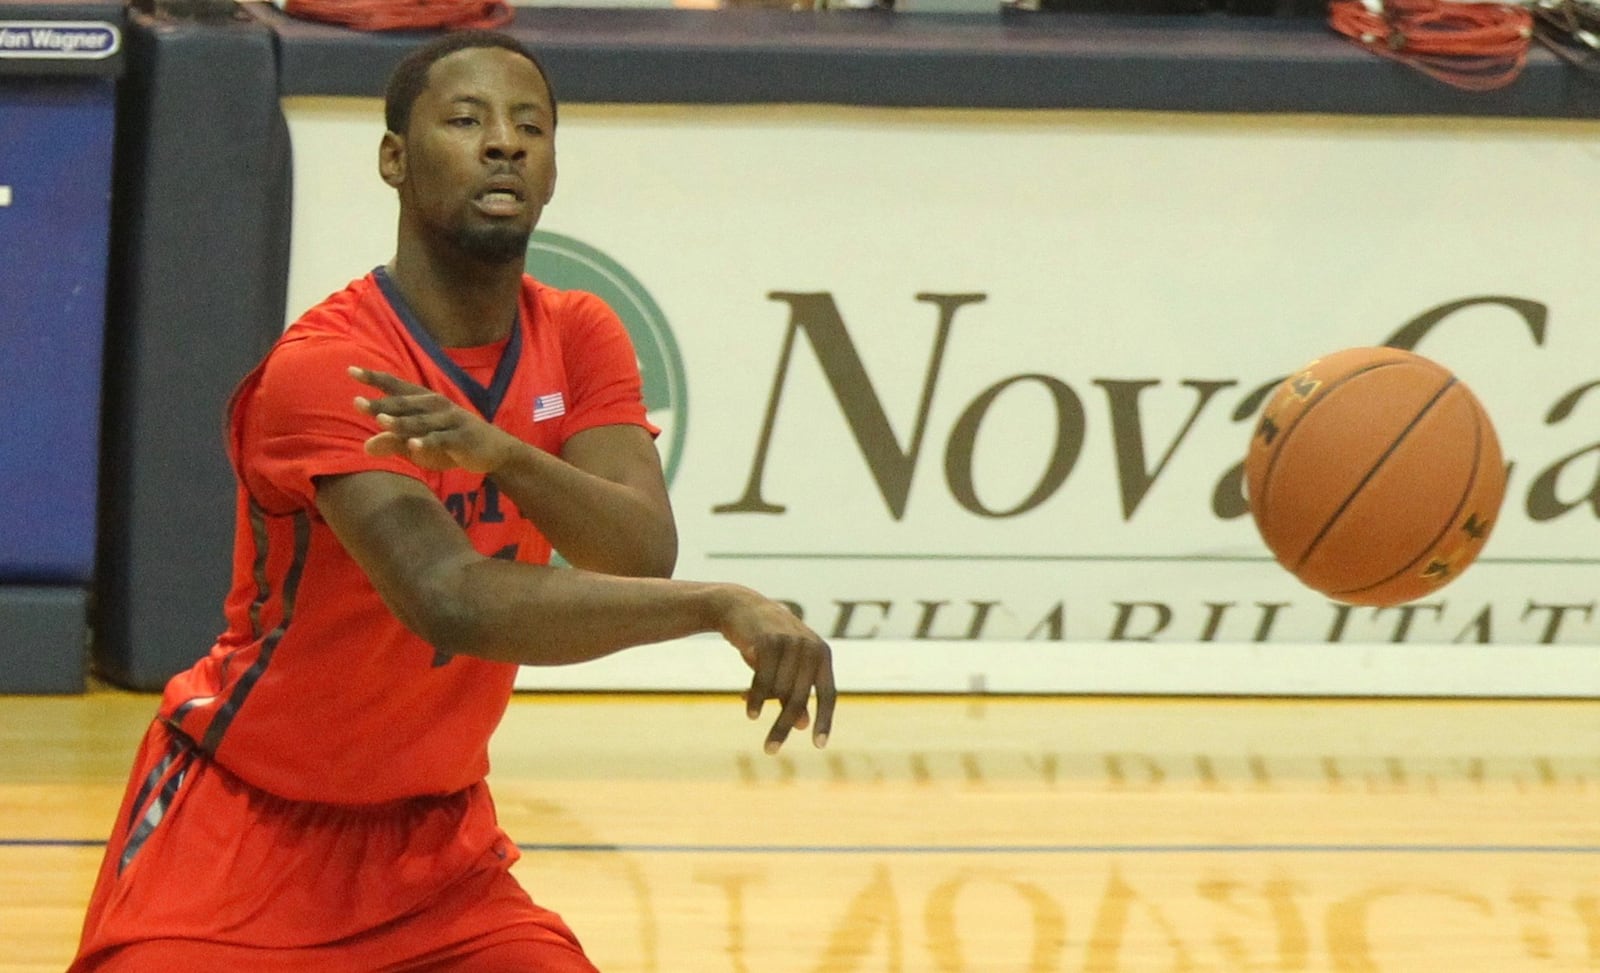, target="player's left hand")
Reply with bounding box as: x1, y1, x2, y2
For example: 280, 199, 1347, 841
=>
349, 366, 520, 474
714, 586, 836, 754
